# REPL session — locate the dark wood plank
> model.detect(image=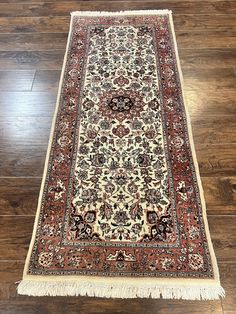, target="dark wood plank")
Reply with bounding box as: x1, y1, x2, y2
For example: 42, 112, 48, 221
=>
2, 261, 233, 313
209, 216, 236, 262
0, 33, 67, 51
32, 70, 61, 91
180, 48, 236, 69
0, 116, 235, 177
207, 205, 236, 217
219, 262, 236, 313
191, 115, 236, 145
0, 178, 41, 215
0, 91, 56, 116
0, 145, 47, 177
0, 16, 69, 33
1, 88, 236, 120
186, 90, 236, 116
176, 30, 236, 49
0, 117, 51, 176
0, 261, 24, 300
196, 144, 236, 177
173, 14, 236, 31
202, 177, 236, 215
0, 215, 229, 313
0, 0, 232, 3
184, 68, 236, 92
0, 70, 35, 91
0, 80, 234, 118
1, 15, 236, 34
0, 51, 64, 70
0, 216, 33, 260
0, 117, 52, 145
0, 1, 236, 17
0, 297, 223, 314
